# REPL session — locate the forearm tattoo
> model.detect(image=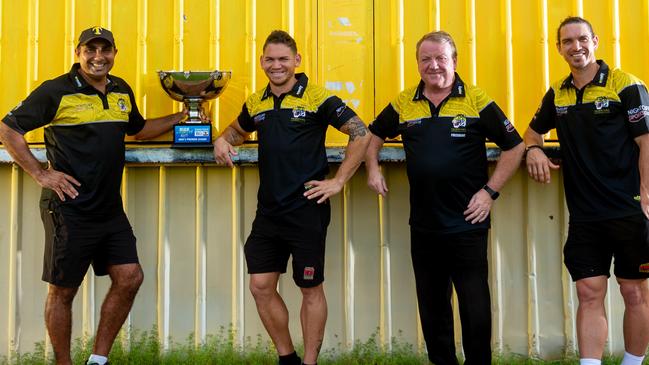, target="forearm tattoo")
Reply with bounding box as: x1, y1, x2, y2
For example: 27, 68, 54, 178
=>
341, 116, 368, 142
223, 126, 245, 145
